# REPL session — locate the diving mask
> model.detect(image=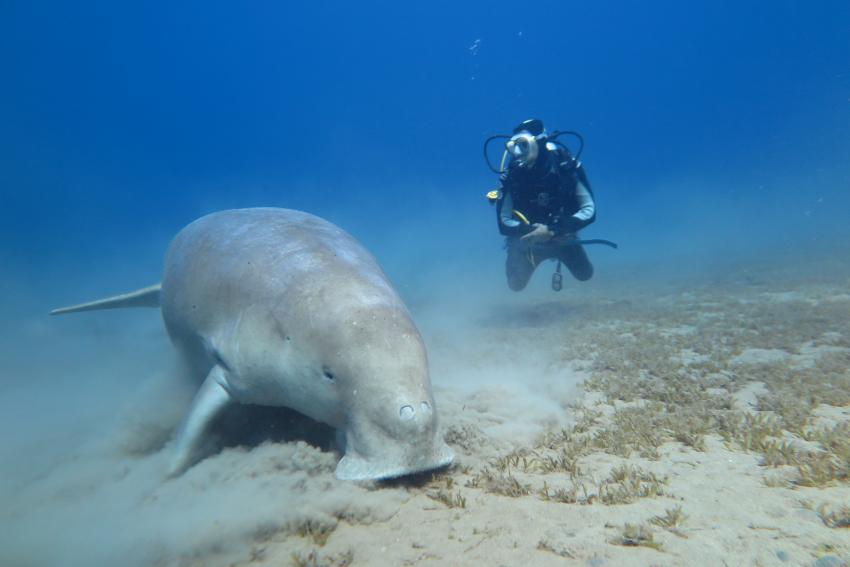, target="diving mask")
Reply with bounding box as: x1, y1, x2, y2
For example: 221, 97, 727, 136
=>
506, 132, 540, 167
